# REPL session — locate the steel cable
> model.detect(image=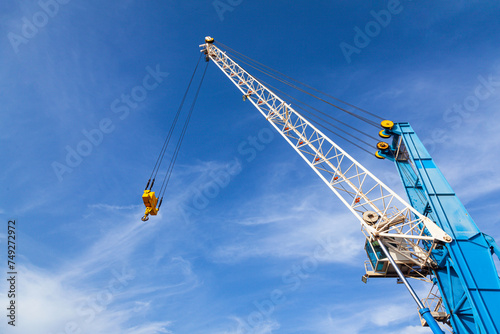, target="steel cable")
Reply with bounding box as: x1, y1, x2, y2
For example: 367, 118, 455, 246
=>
158, 61, 209, 199
256, 77, 380, 143
225, 52, 380, 128
216, 41, 384, 122
145, 53, 203, 190
254, 78, 375, 155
